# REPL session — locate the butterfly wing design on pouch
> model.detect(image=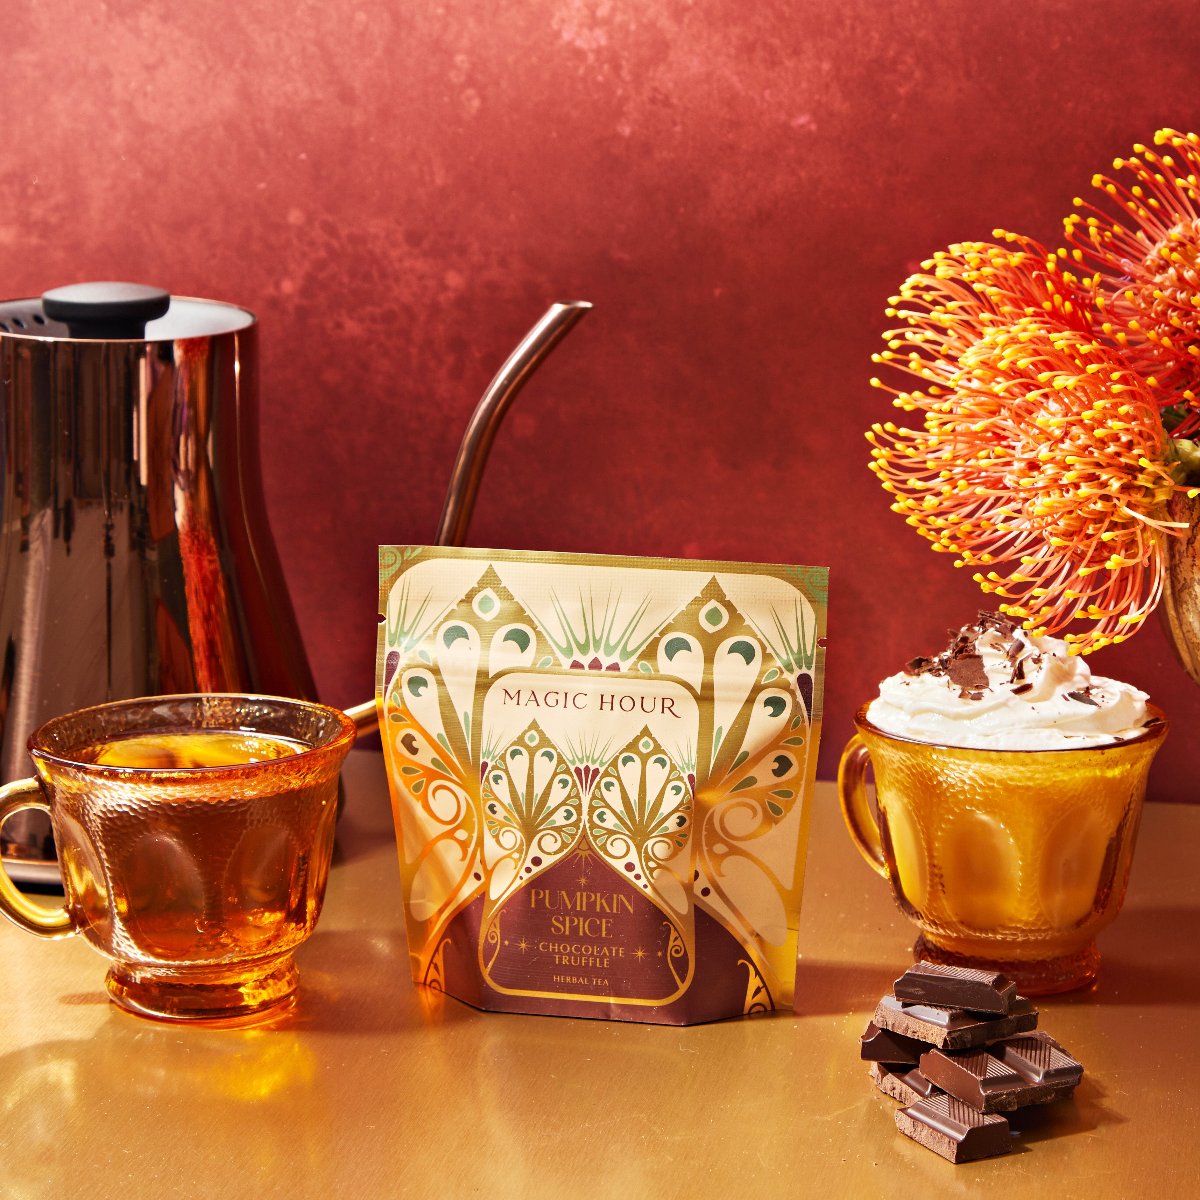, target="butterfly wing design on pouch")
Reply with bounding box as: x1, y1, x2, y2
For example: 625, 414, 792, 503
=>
381, 563, 556, 980
642, 577, 819, 1003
